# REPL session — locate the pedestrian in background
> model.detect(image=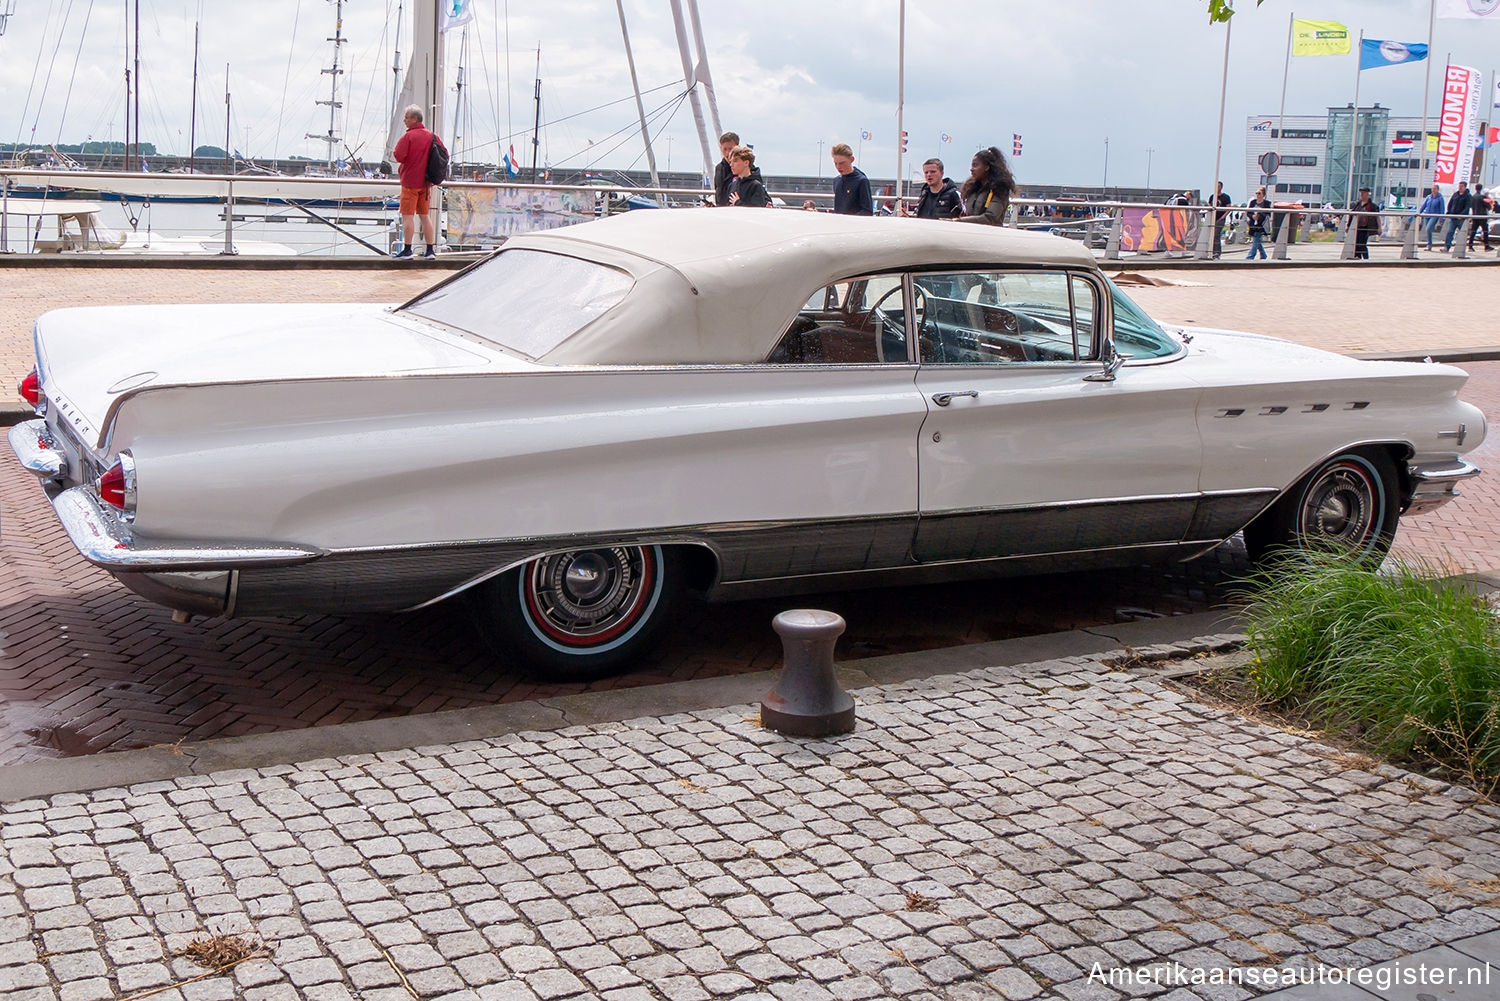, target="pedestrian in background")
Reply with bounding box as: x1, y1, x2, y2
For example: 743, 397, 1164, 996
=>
725, 147, 771, 208
1419, 184, 1445, 251
1352, 187, 1378, 260
391, 104, 444, 259
713, 131, 740, 206
1245, 186, 1271, 260
909, 158, 963, 219
804, 143, 872, 215
1469, 183, 1492, 252
957, 147, 1016, 225
1444, 181, 1471, 252
1211, 181, 1231, 258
